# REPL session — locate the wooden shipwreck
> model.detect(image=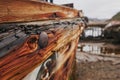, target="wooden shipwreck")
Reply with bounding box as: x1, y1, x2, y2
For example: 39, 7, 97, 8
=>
0, 0, 86, 80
